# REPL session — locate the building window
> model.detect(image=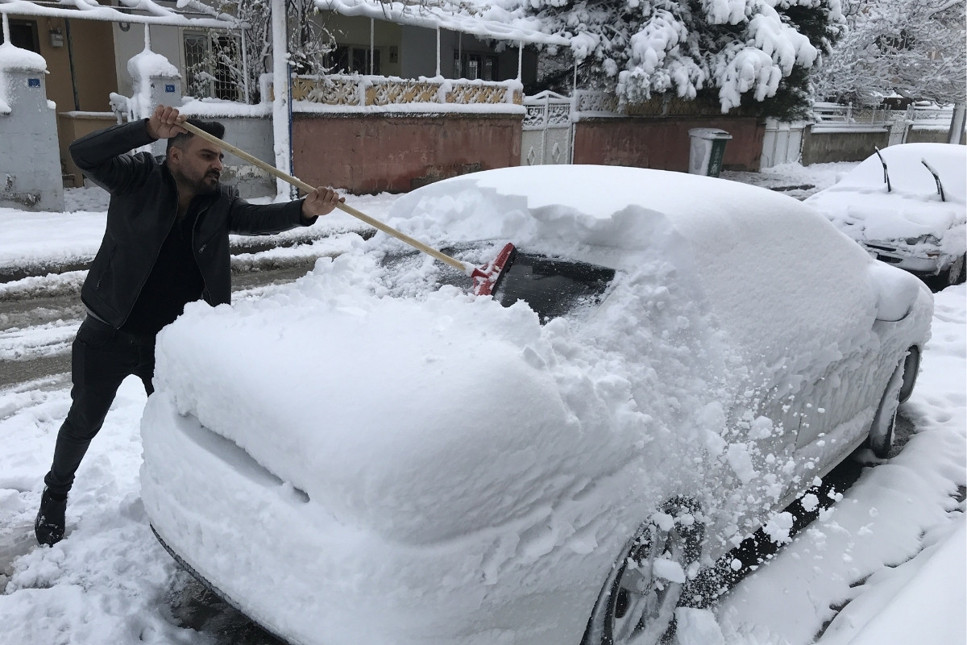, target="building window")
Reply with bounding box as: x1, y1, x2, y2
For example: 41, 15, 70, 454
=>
454, 52, 498, 81
184, 31, 241, 101
328, 45, 381, 75
0, 19, 40, 52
